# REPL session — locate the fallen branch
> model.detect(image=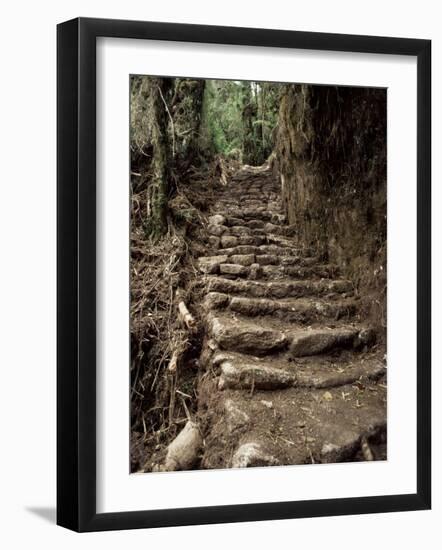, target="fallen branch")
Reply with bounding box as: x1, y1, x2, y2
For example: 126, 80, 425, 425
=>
361, 436, 374, 461
167, 372, 176, 427
176, 289, 195, 329
167, 350, 179, 374
163, 420, 202, 471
